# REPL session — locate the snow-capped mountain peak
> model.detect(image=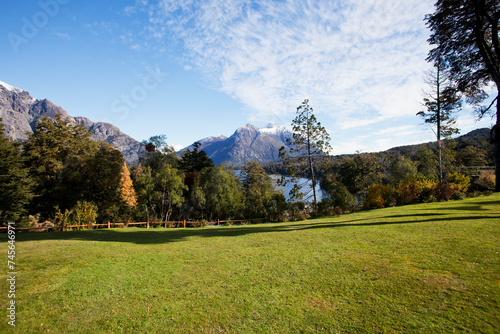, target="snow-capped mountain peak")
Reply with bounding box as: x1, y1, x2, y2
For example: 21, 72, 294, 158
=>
260, 123, 288, 135
0, 80, 24, 93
